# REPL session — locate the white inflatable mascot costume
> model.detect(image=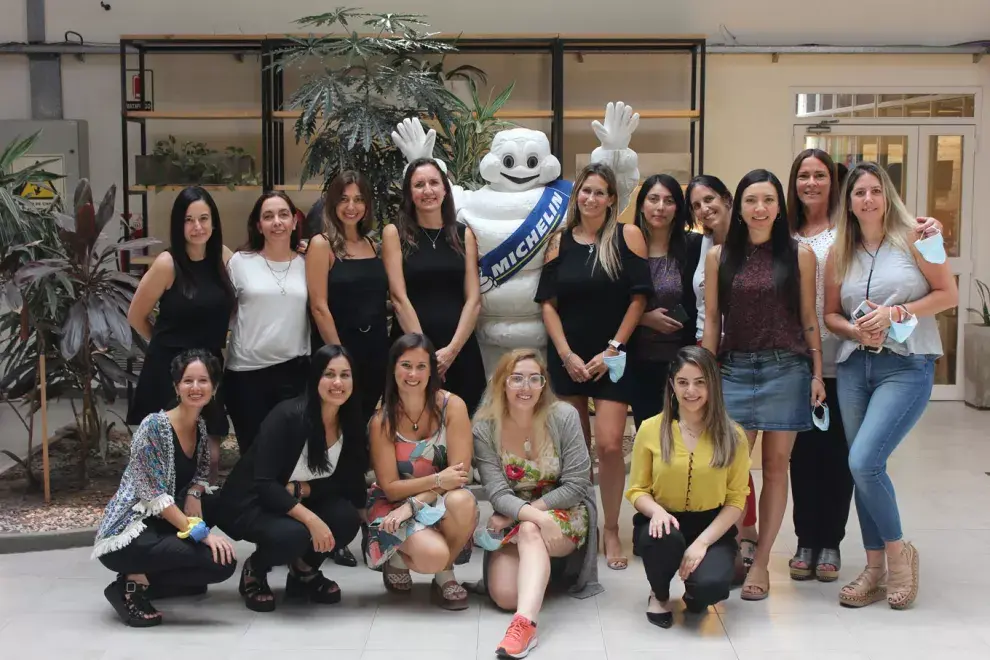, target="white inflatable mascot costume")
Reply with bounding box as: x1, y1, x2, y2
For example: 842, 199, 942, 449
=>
392, 102, 640, 374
